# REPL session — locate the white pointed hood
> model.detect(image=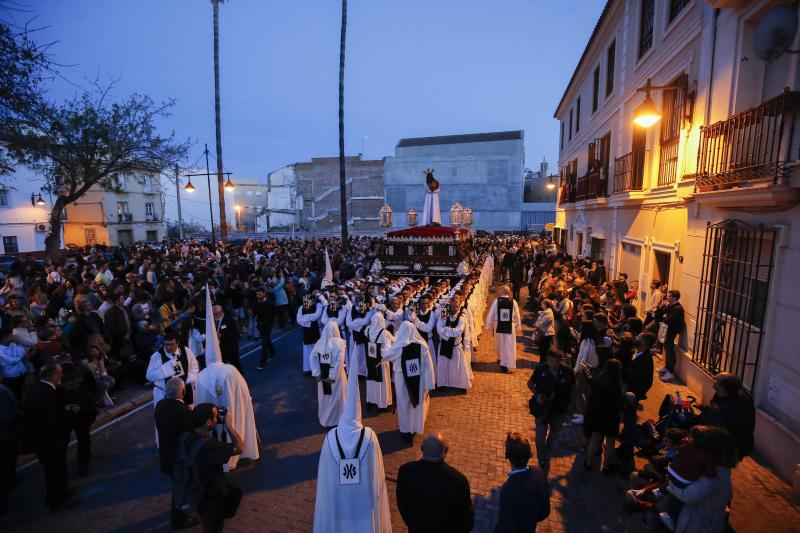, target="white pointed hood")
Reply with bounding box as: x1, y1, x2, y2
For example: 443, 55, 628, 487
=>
336, 335, 363, 450
385, 320, 427, 359
321, 248, 334, 289
205, 284, 223, 366
366, 311, 387, 340
313, 320, 342, 356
